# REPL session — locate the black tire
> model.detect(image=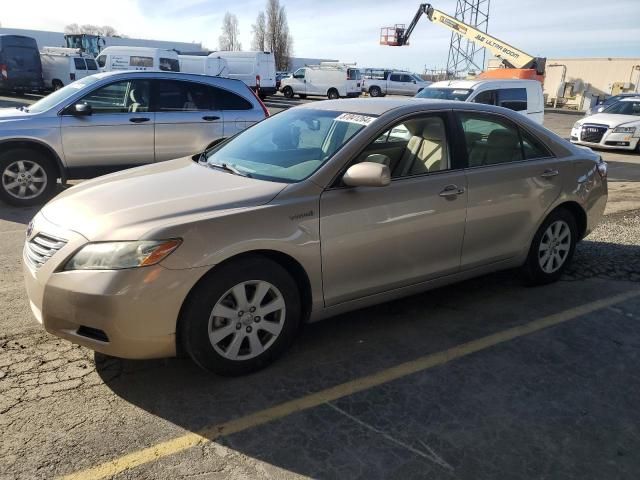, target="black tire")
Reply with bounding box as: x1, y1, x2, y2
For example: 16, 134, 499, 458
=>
0, 148, 57, 207
522, 208, 577, 285
298, 93, 307, 99
369, 86, 382, 97
180, 256, 301, 376
258, 93, 267, 100
327, 89, 339, 100
282, 86, 294, 99
52, 80, 64, 91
